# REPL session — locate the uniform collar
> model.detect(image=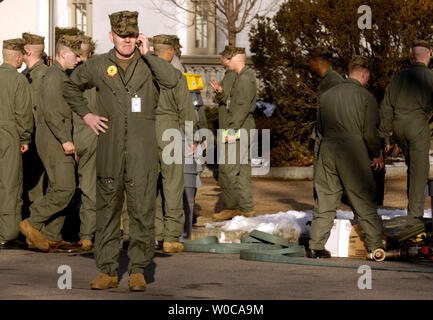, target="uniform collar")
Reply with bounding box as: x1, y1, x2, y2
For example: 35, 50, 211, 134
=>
322, 66, 333, 78
29, 59, 45, 72
0, 62, 17, 71
53, 59, 67, 74
108, 47, 140, 65
411, 61, 428, 68
346, 77, 363, 87
238, 65, 249, 75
